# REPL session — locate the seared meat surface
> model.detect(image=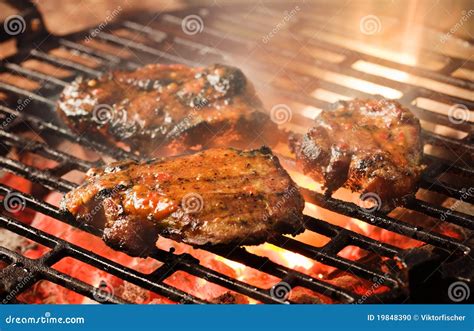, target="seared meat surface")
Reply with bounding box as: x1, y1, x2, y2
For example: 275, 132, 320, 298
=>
291, 99, 425, 205
57, 64, 274, 155
61, 147, 304, 256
